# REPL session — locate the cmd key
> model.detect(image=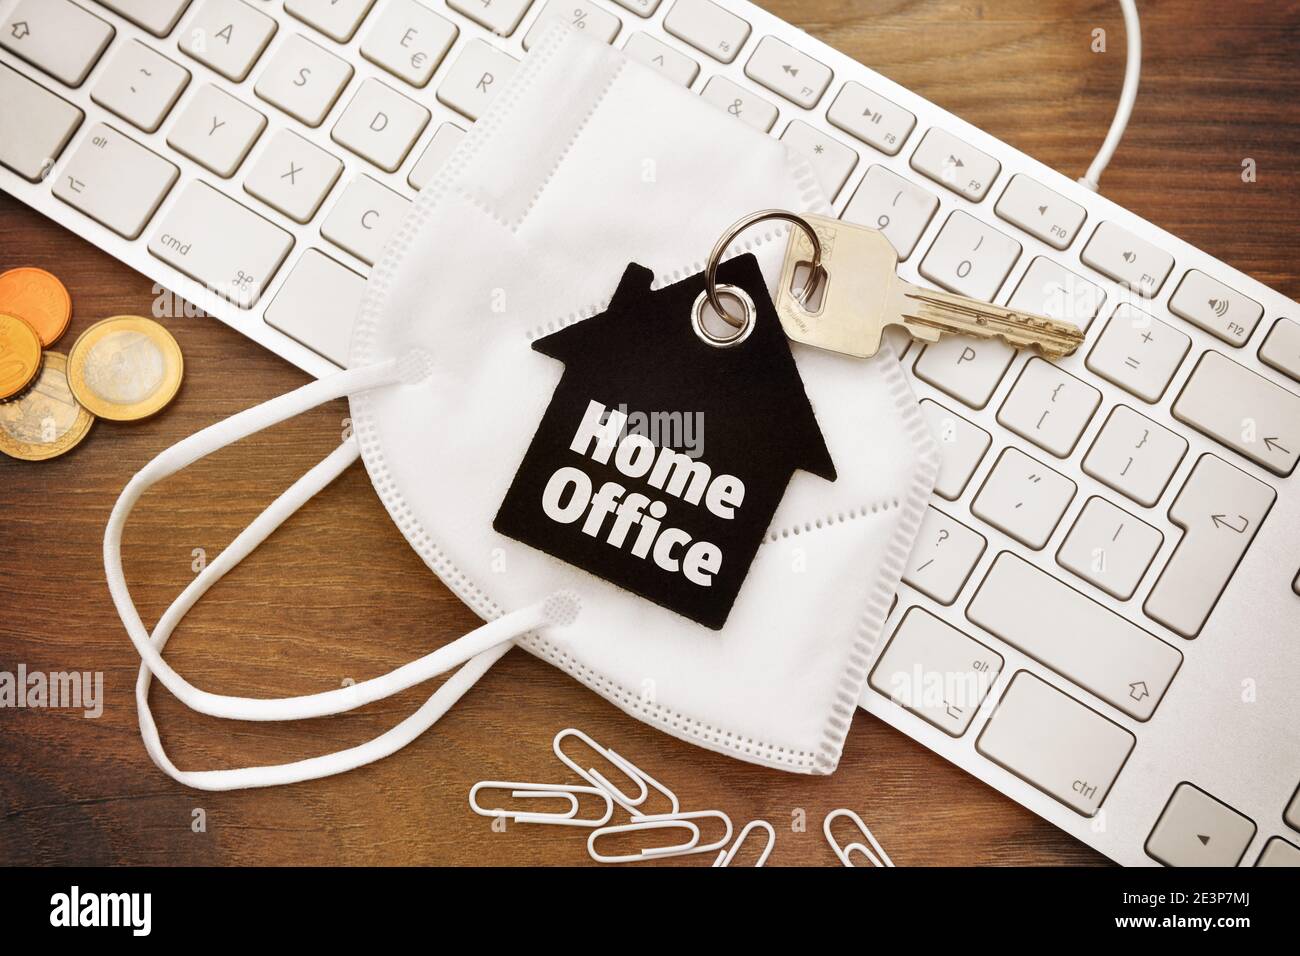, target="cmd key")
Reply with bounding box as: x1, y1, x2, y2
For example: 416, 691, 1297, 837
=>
148, 181, 294, 309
